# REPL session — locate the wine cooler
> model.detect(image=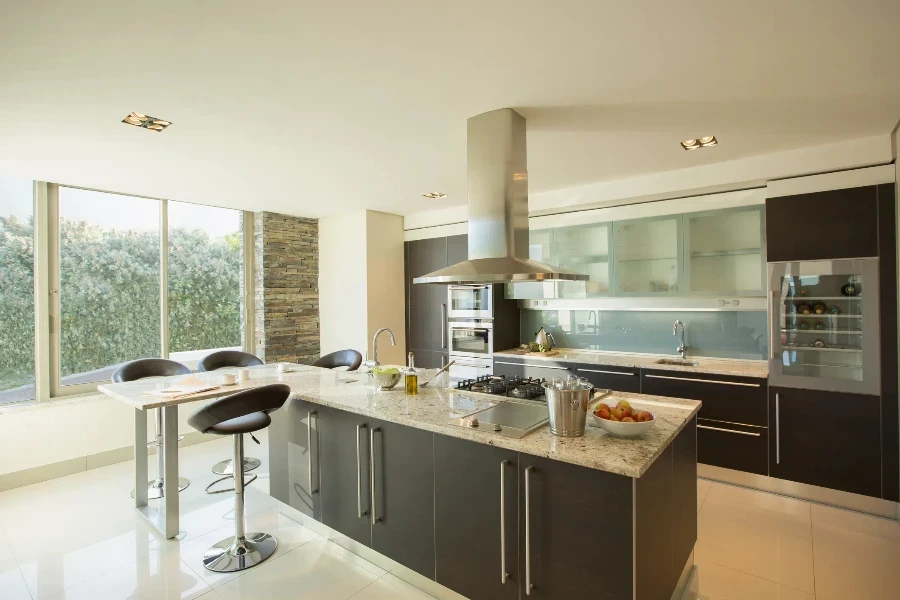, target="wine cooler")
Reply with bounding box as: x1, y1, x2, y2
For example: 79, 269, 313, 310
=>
768, 258, 880, 395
